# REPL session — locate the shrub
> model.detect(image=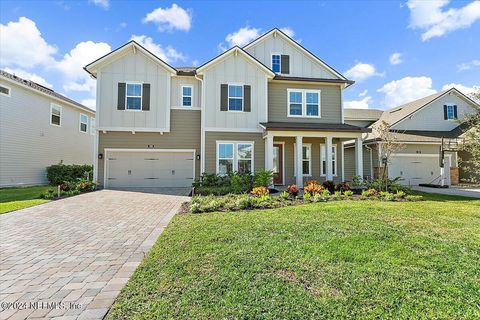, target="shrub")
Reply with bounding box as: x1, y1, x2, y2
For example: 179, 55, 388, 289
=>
362, 188, 378, 197
304, 180, 324, 195
351, 175, 364, 187
287, 184, 299, 197
321, 189, 331, 197
46, 164, 93, 185
406, 195, 423, 201
336, 181, 350, 192
195, 186, 233, 196
280, 191, 289, 200
303, 192, 312, 202
322, 180, 335, 193
229, 172, 253, 194
344, 190, 354, 197
253, 170, 273, 188
76, 179, 96, 192
251, 186, 269, 197
237, 195, 255, 210
313, 193, 326, 202
395, 190, 406, 199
